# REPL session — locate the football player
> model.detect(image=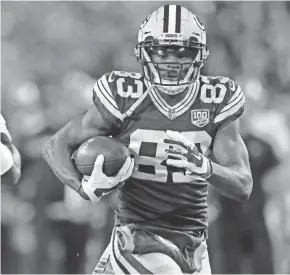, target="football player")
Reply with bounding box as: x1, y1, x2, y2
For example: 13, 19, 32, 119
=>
1, 114, 21, 185
42, 5, 253, 274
